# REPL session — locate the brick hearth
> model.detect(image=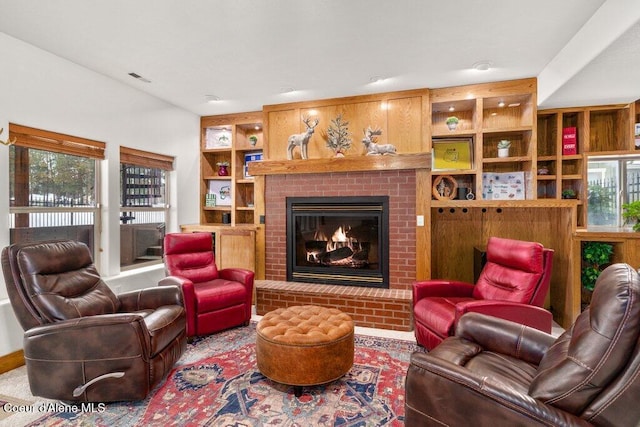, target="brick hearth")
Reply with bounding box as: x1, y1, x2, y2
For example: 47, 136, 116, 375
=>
256, 280, 413, 331
259, 168, 418, 331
